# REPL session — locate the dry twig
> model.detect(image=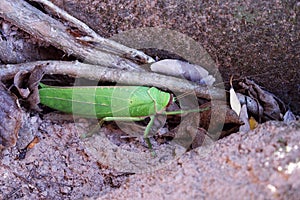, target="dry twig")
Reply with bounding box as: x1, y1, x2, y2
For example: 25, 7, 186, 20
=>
0, 0, 152, 70
31, 0, 154, 64
0, 61, 225, 100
